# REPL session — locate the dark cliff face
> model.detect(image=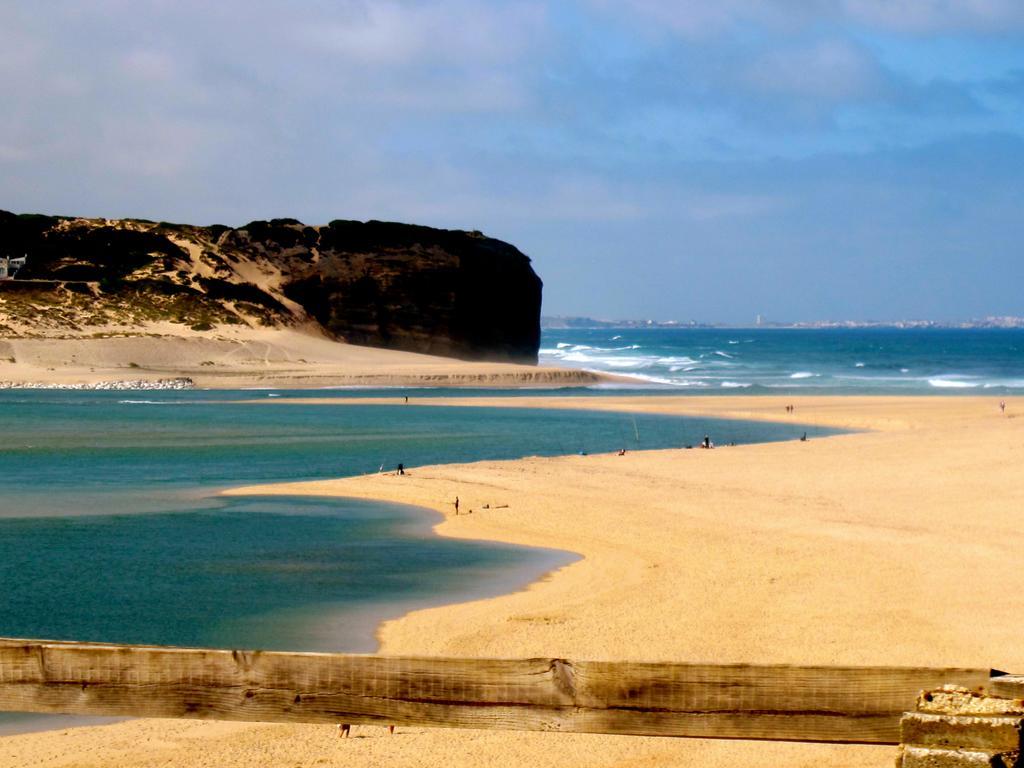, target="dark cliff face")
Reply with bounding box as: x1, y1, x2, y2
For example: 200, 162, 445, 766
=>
276, 220, 541, 362
0, 211, 543, 362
